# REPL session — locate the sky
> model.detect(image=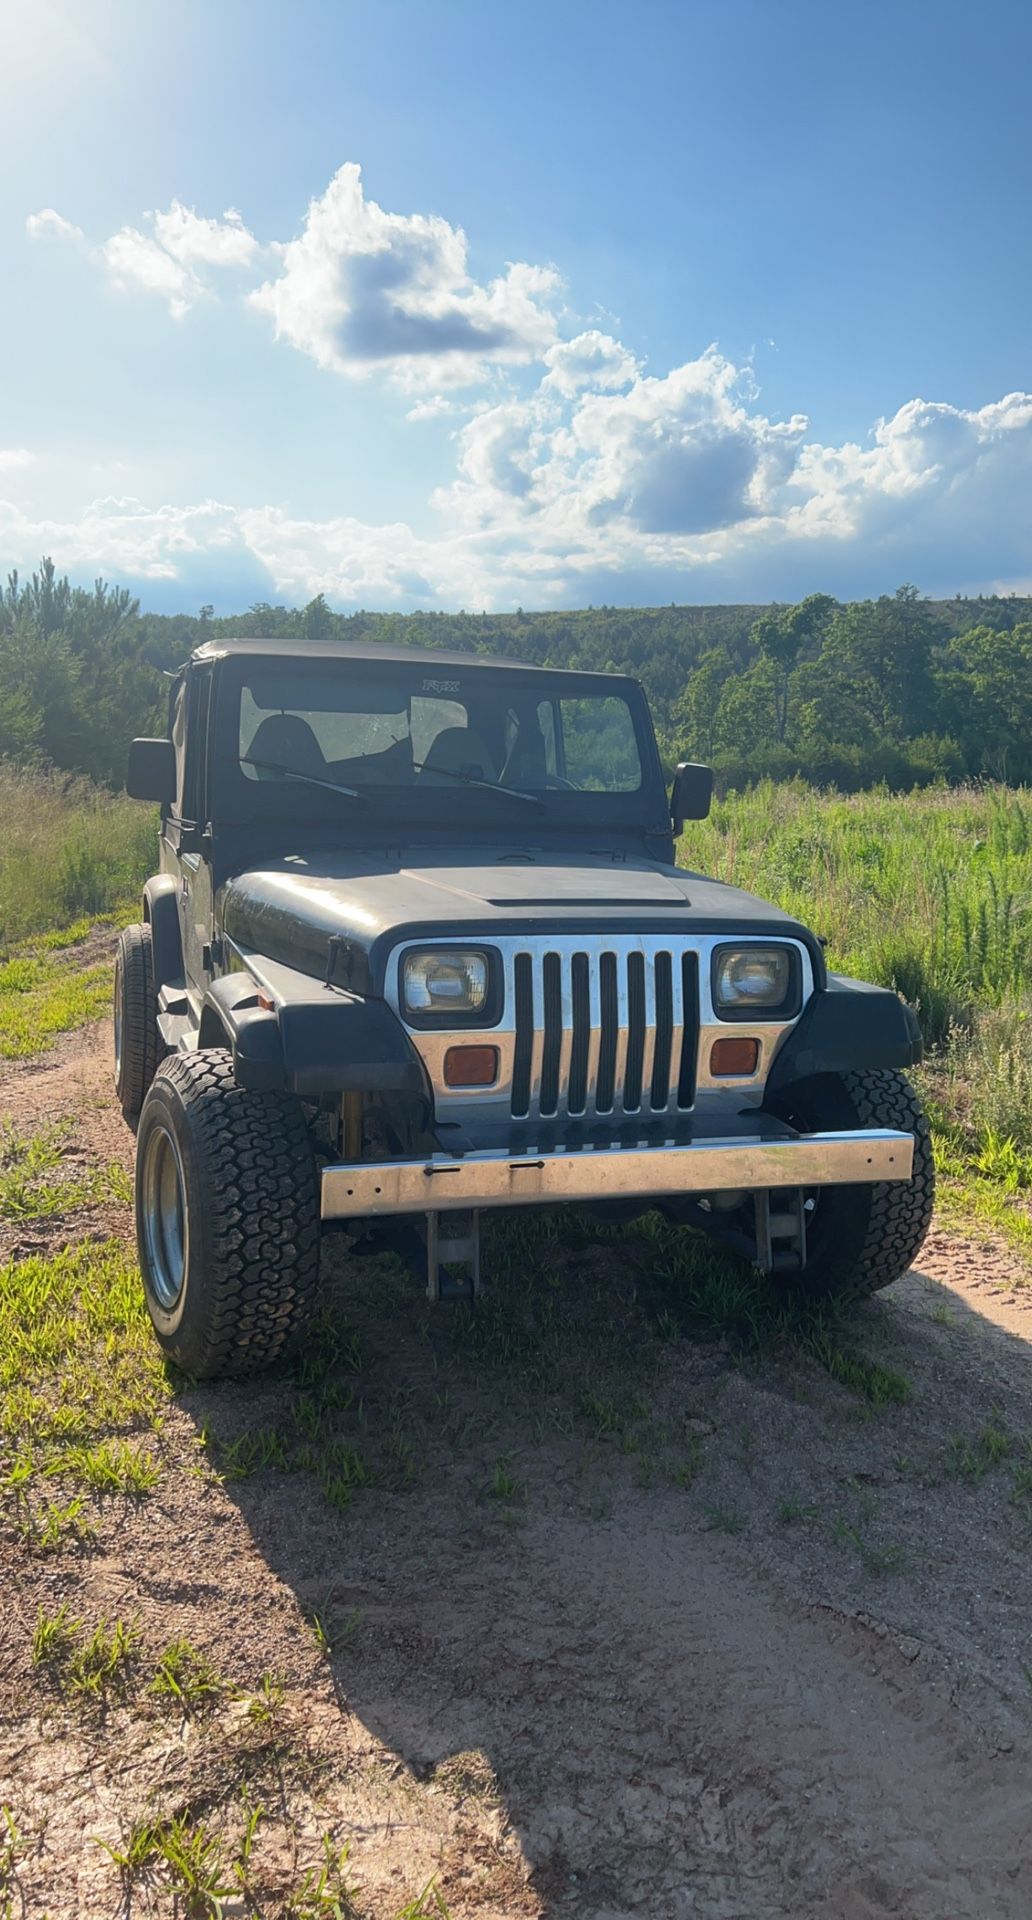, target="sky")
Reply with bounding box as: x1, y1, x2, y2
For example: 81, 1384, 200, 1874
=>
2, 0, 1031, 615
